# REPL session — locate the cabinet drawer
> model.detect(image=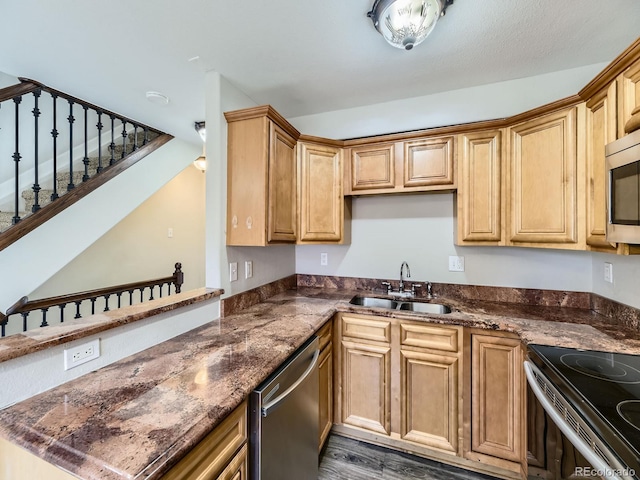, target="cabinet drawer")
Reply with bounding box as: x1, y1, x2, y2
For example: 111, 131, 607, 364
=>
400, 323, 460, 353
342, 315, 391, 343
316, 321, 333, 351
164, 401, 247, 480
